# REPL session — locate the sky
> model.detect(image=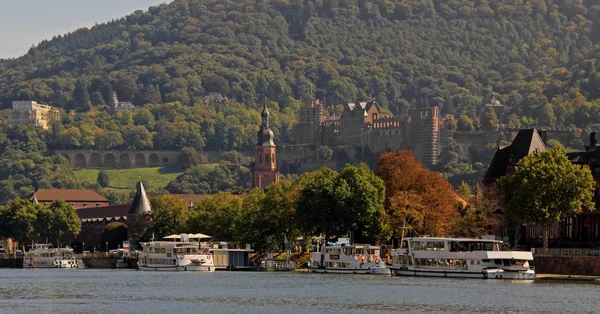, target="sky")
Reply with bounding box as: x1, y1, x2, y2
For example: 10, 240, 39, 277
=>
0, 0, 170, 59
